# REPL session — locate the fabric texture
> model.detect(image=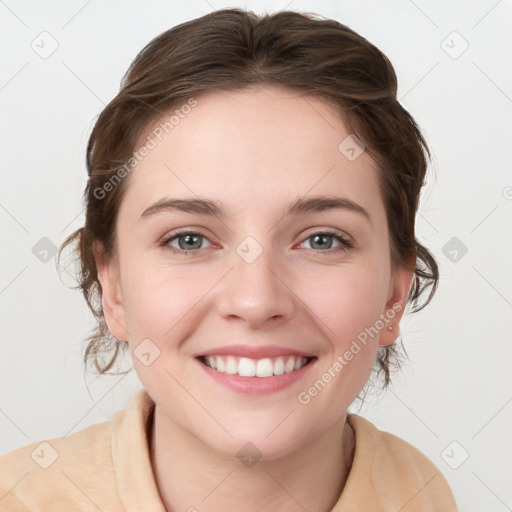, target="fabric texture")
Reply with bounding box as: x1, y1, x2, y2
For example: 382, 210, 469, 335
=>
0, 388, 458, 511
